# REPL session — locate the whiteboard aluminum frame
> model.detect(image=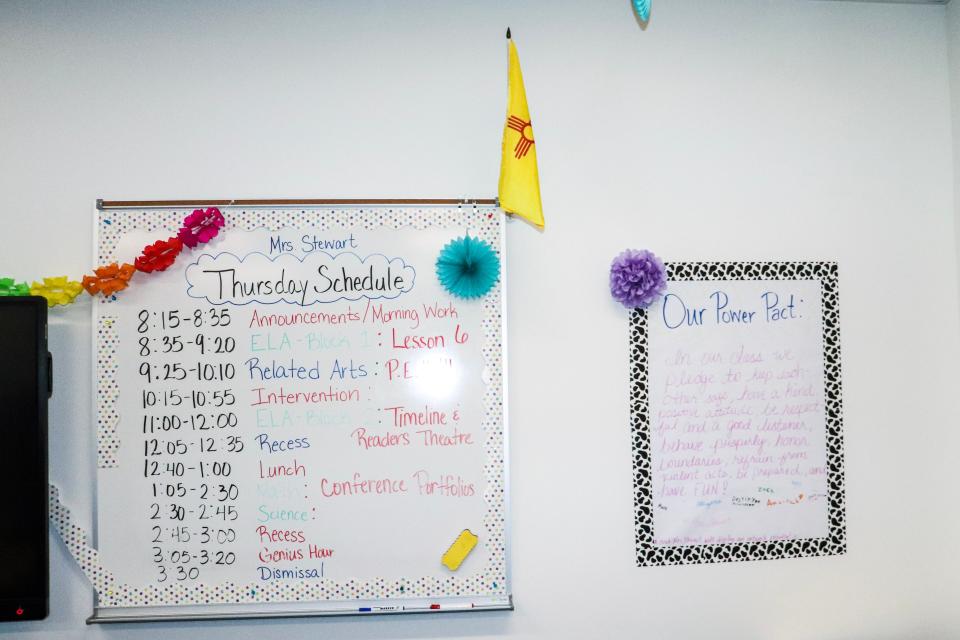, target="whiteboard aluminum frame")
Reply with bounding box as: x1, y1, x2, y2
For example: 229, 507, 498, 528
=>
87, 200, 513, 623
